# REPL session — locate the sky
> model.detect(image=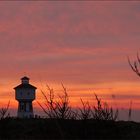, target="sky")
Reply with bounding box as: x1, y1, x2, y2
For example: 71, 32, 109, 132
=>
0, 1, 140, 120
